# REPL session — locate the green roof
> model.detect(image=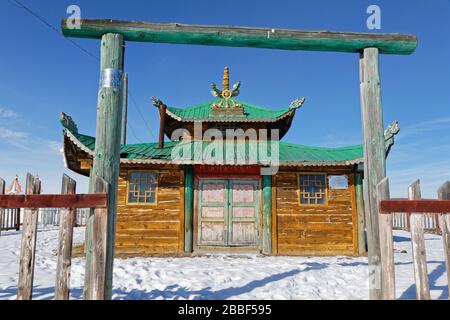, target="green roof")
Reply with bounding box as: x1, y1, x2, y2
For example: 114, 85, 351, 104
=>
64, 130, 363, 166
165, 98, 299, 121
